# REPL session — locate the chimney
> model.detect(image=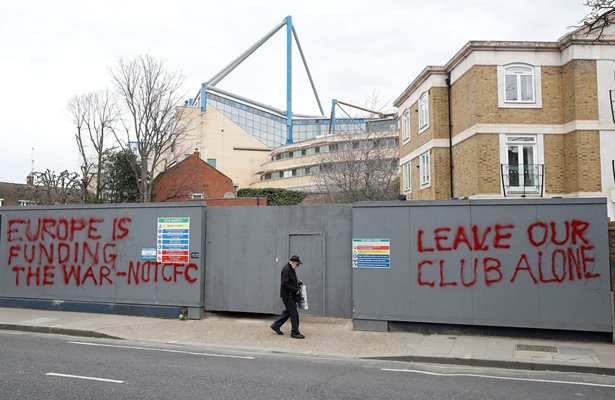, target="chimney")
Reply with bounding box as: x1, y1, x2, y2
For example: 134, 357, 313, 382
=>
194, 148, 200, 158
26, 174, 34, 186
